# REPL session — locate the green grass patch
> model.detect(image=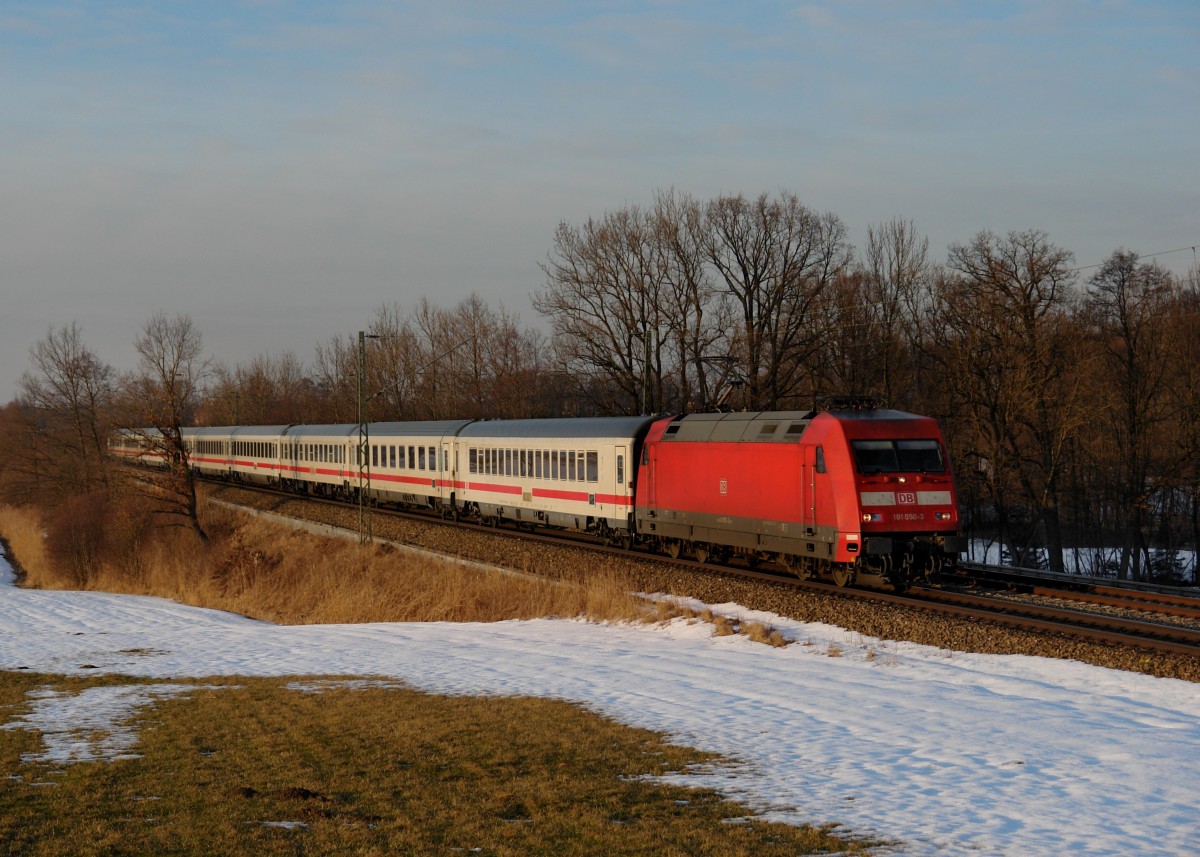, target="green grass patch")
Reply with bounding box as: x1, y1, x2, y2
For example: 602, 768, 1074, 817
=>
0, 670, 880, 855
